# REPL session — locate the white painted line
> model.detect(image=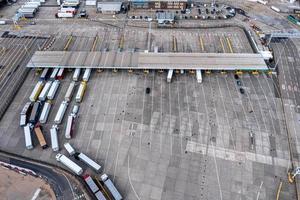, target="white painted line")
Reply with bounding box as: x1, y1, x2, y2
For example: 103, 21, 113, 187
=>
31, 188, 41, 200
